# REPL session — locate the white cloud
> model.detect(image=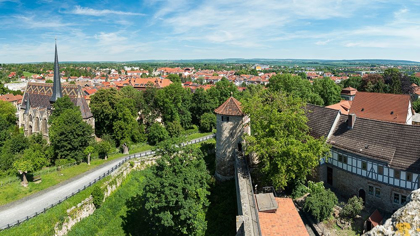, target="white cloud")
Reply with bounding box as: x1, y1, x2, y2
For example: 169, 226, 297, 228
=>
14, 16, 73, 28
72, 6, 145, 16
153, 0, 386, 48
315, 39, 331, 45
